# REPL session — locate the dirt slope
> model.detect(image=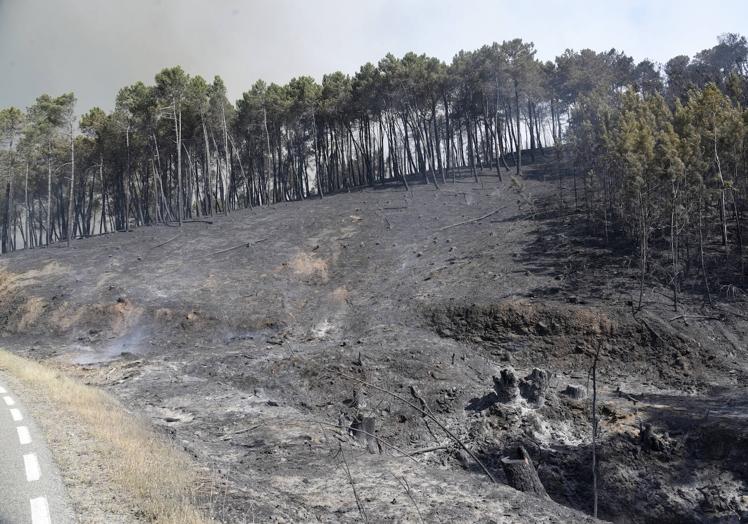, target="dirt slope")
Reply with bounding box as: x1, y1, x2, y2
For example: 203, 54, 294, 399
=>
0, 160, 746, 522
